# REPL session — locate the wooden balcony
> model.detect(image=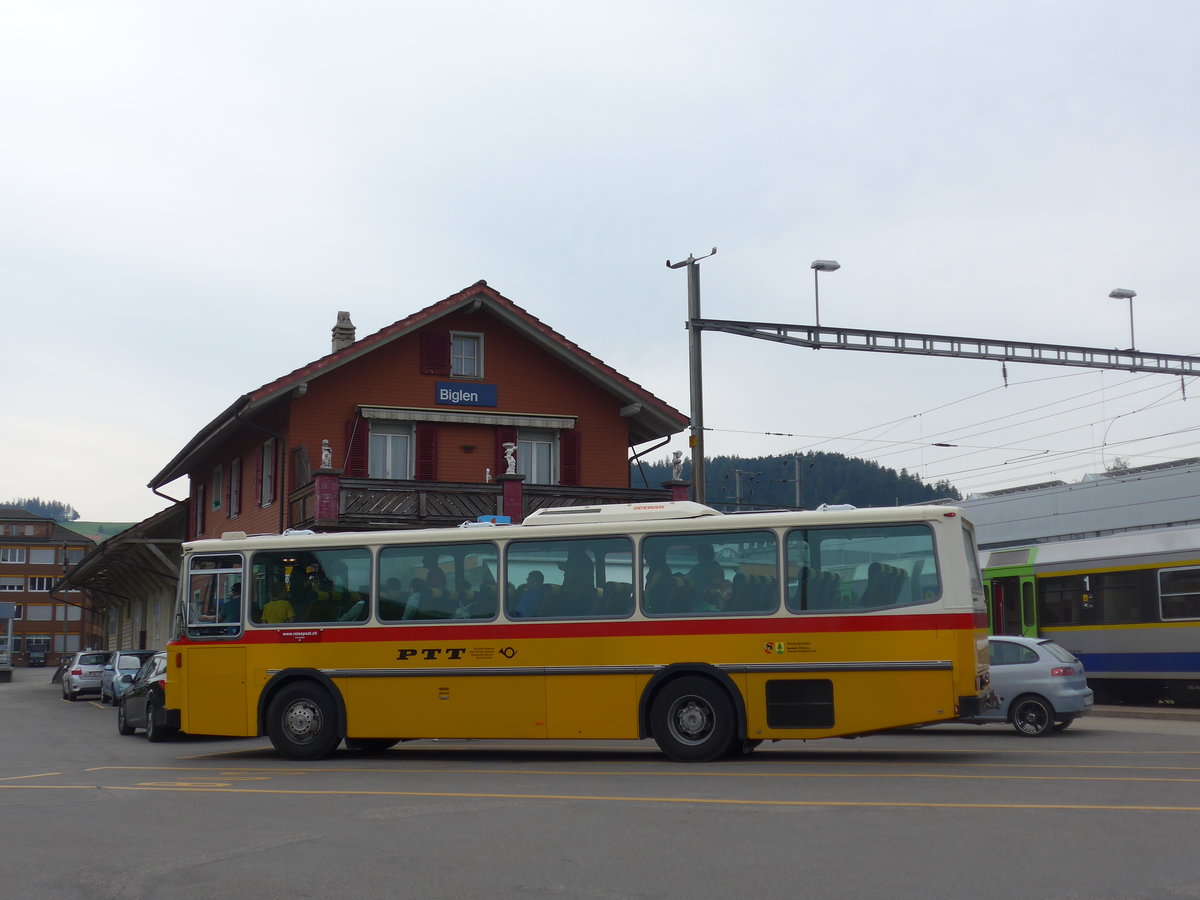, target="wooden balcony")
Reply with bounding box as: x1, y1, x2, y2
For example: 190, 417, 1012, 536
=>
288, 477, 673, 532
